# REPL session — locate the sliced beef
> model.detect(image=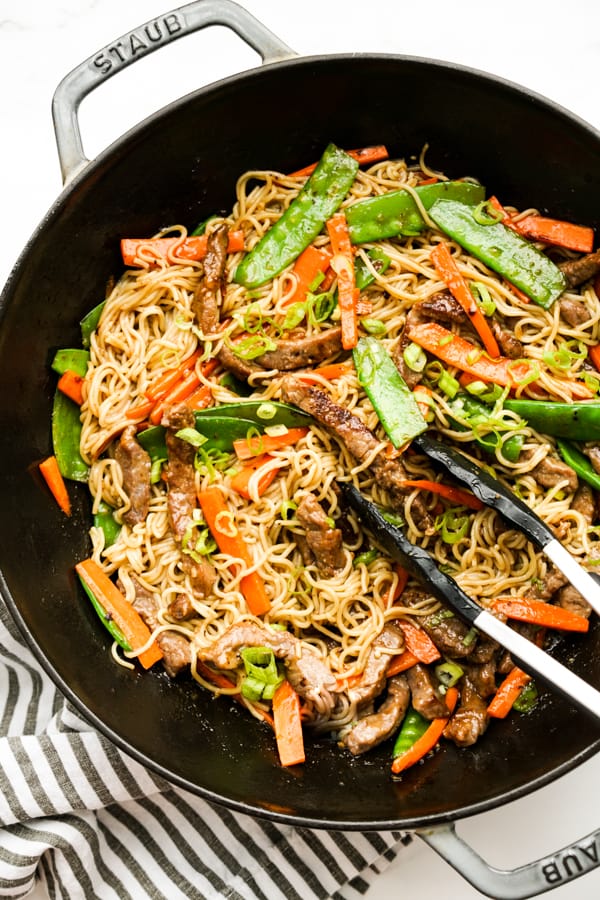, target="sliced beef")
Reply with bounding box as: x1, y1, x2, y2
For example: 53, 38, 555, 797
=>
466, 633, 499, 664
560, 297, 590, 326
533, 565, 569, 600
199, 621, 338, 716
420, 290, 468, 325
421, 609, 478, 659
130, 577, 191, 677
191, 223, 228, 333
555, 583, 592, 619
443, 677, 489, 747
406, 663, 448, 720
572, 483, 596, 524
167, 593, 197, 621
114, 425, 151, 525
257, 328, 342, 370
281, 377, 434, 533
559, 249, 600, 289
348, 624, 405, 709
583, 444, 600, 476
531, 454, 578, 493
463, 660, 497, 698
490, 320, 524, 359
296, 494, 345, 576
344, 674, 410, 756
